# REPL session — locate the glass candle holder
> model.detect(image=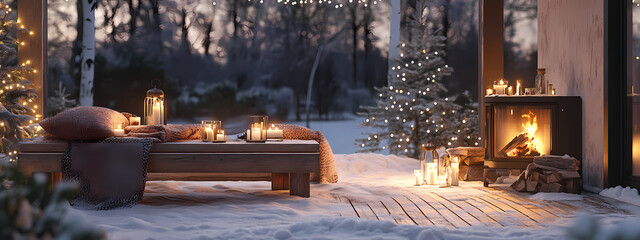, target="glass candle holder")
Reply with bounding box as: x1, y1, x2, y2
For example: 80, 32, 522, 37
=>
202, 120, 224, 142
246, 116, 268, 142
267, 124, 283, 141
